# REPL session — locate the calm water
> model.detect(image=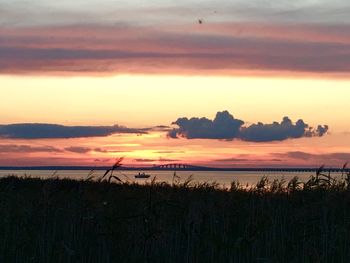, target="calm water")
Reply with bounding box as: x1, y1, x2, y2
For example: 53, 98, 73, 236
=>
0, 169, 343, 188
